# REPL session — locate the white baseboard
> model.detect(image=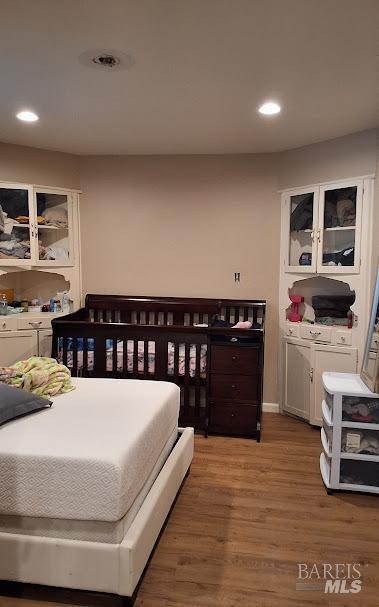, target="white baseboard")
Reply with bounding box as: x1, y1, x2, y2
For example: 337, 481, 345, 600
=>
262, 402, 280, 413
